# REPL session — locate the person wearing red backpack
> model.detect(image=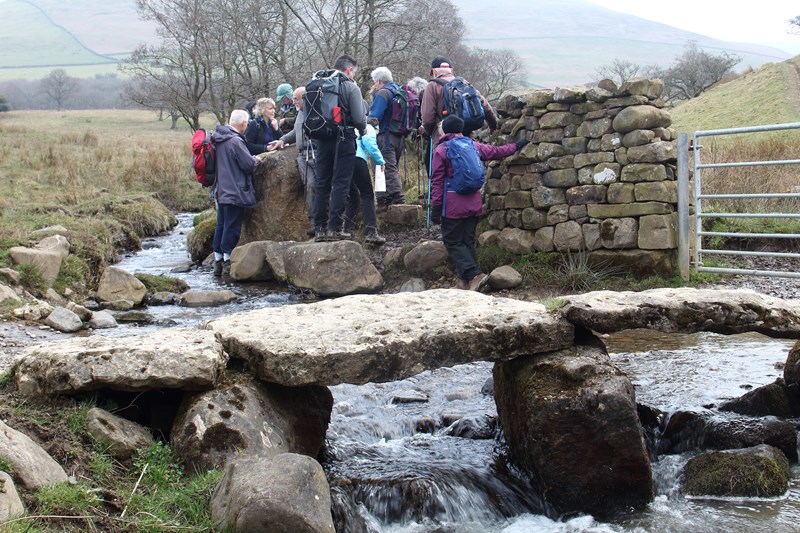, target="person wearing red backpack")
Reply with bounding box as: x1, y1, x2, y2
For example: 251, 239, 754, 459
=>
430, 115, 528, 291
212, 109, 261, 277
367, 66, 406, 208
